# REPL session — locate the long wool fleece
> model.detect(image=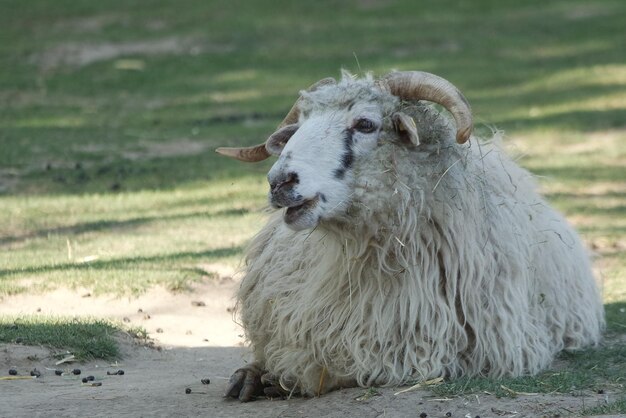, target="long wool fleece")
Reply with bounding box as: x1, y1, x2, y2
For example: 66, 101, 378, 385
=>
236, 75, 604, 396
